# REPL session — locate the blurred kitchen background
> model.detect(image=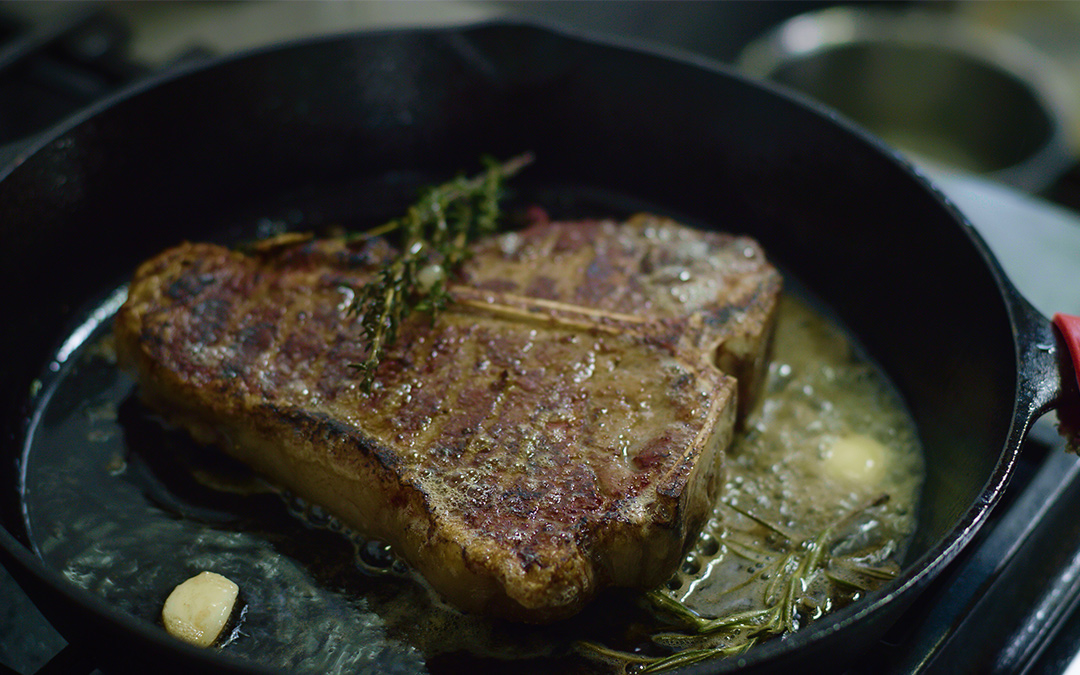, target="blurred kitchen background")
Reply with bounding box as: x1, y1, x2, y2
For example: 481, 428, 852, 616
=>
4, 0, 1080, 200
0, 1, 1078, 191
